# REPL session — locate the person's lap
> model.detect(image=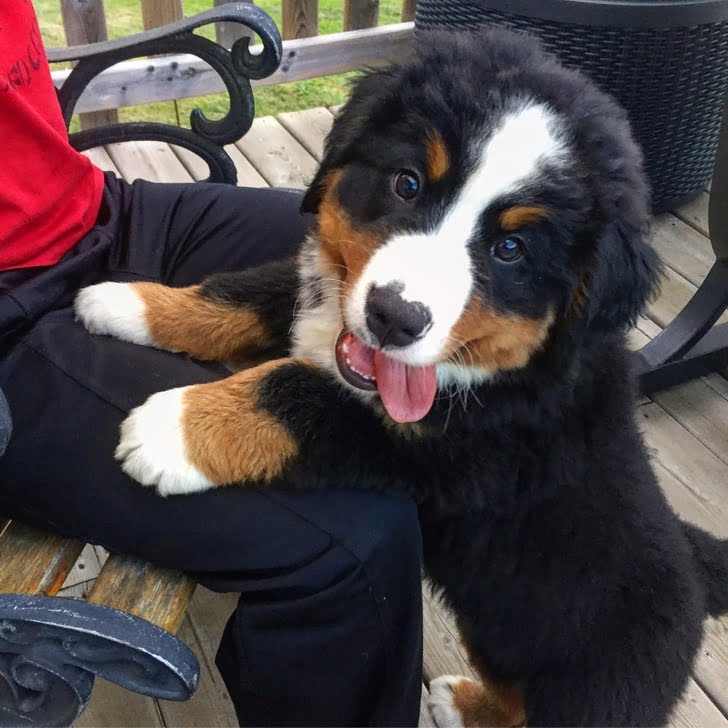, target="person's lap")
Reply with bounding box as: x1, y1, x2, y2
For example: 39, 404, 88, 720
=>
0, 179, 420, 584
1, 308, 418, 582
